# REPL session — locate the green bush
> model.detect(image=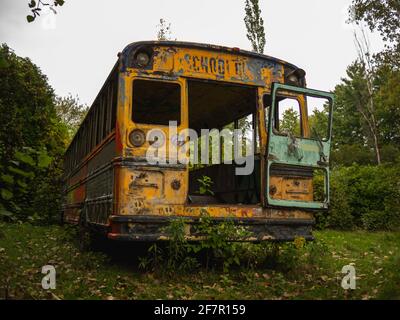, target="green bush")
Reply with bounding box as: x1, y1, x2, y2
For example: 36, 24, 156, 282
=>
323, 164, 400, 231
139, 214, 254, 274
331, 144, 376, 166
0, 44, 68, 223
189, 213, 252, 272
